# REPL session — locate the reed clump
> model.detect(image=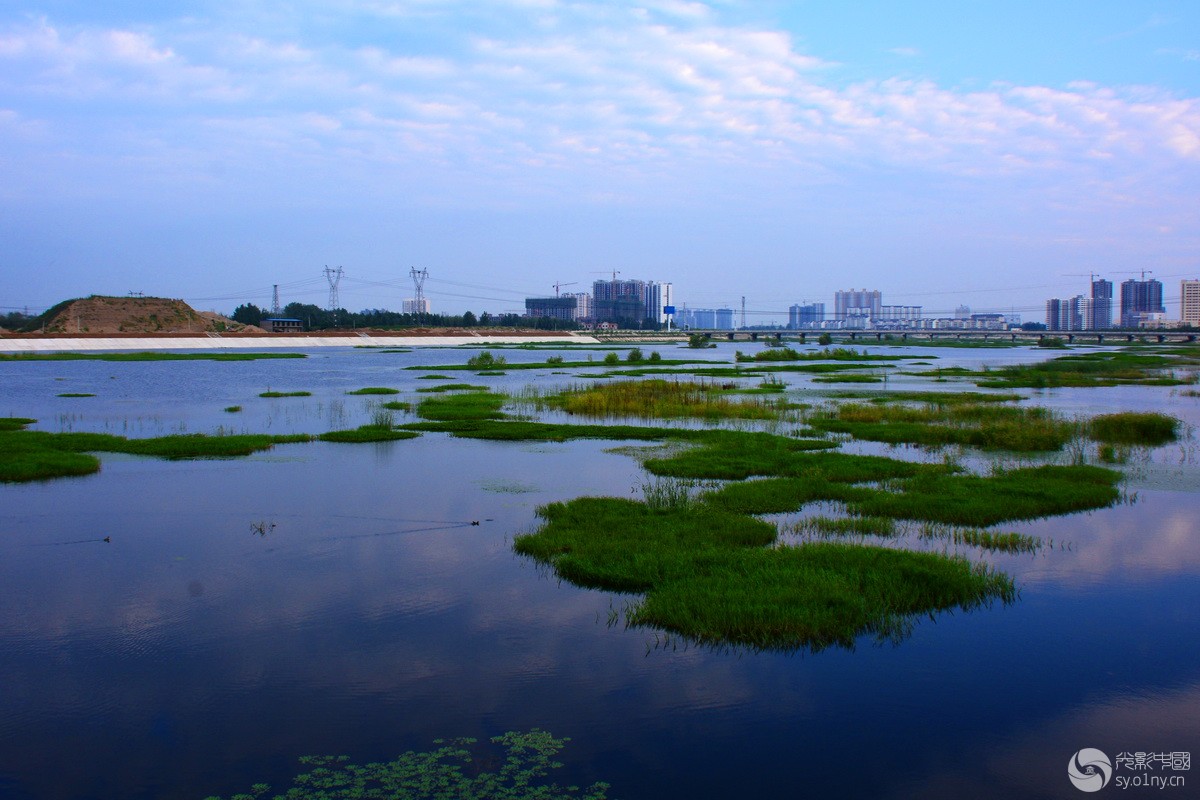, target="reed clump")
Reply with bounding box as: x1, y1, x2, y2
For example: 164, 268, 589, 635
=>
537, 379, 788, 421
1087, 412, 1178, 446
259, 390, 311, 398
346, 387, 400, 395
